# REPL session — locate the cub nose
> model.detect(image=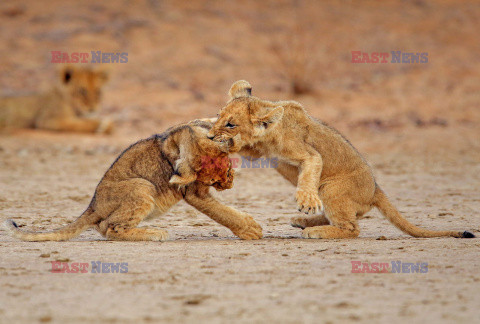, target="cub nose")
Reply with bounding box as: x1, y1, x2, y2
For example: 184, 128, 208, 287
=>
207, 133, 215, 140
